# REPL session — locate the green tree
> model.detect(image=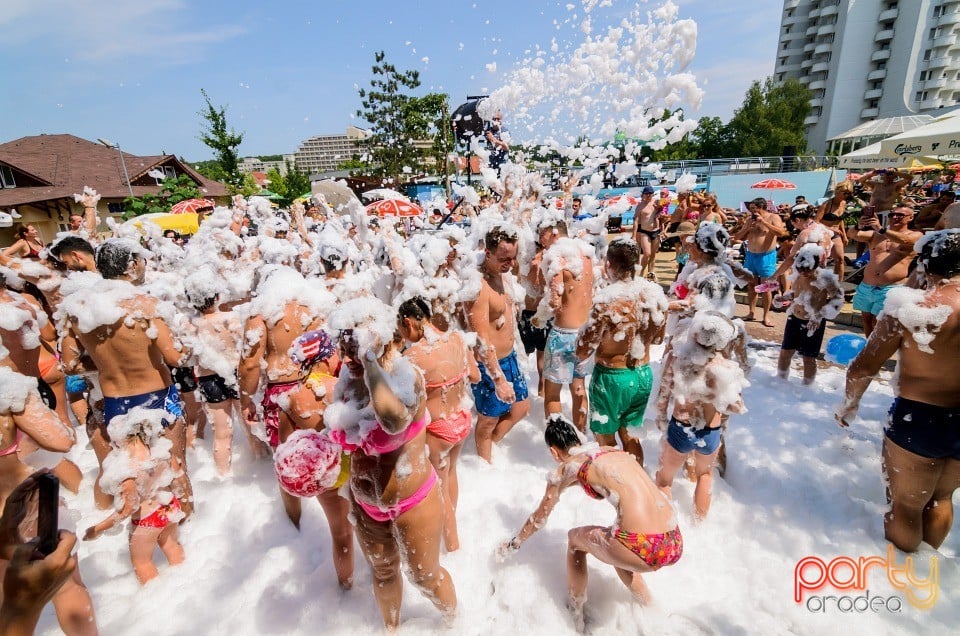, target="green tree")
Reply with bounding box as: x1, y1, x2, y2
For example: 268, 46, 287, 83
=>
404, 92, 454, 175
122, 175, 201, 219
264, 168, 288, 200
725, 77, 812, 157
356, 51, 424, 184
198, 89, 245, 189
691, 116, 734, 159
